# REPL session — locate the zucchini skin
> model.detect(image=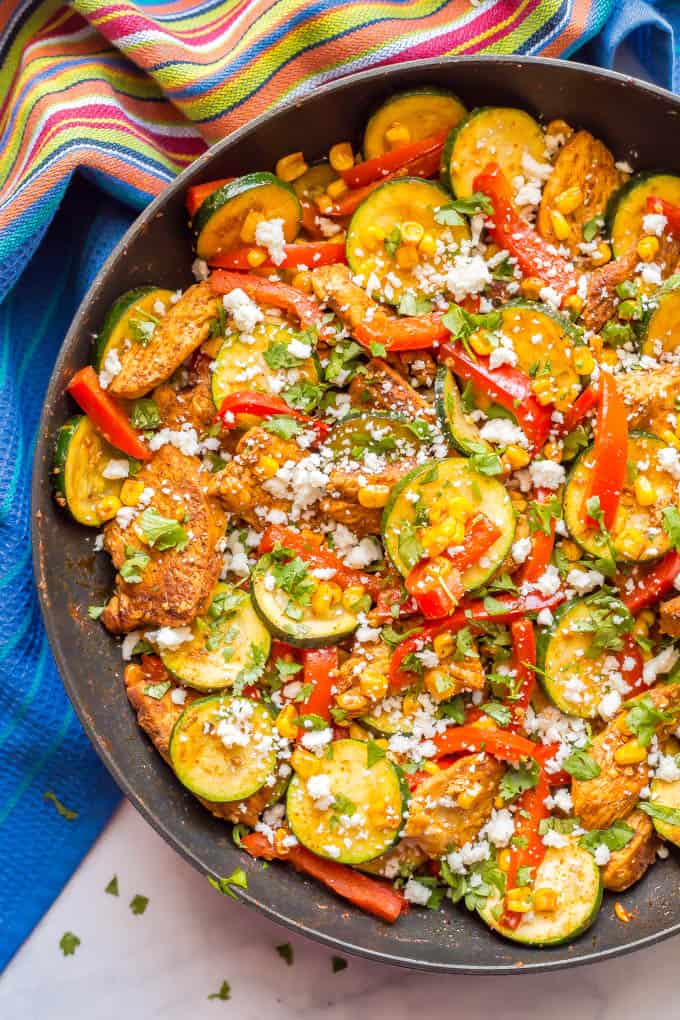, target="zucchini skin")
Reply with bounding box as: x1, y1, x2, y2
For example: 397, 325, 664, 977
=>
52, 416, 82, 515
605, 171, 680, 256
92, 286, 162, 371
440, 106, 544, 197
434, 365, 491, 456
639, 272, 680, 355
250, 562, 358, 648
362, 88, 466, 159
192, 171, 301, 246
